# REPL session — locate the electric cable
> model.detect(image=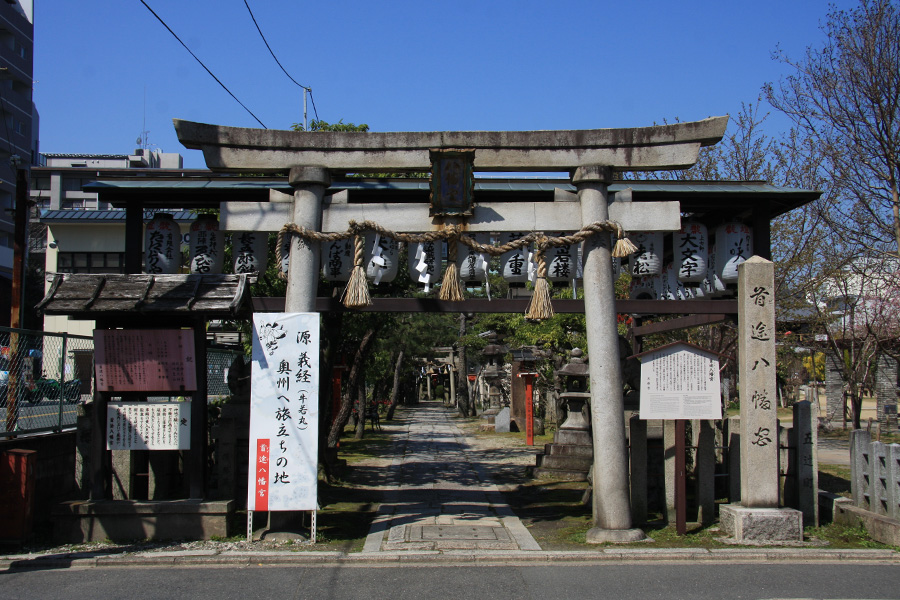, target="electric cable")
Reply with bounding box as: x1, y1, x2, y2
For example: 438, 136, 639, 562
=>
138, 0, 267, 129
243, 0, 319, 122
